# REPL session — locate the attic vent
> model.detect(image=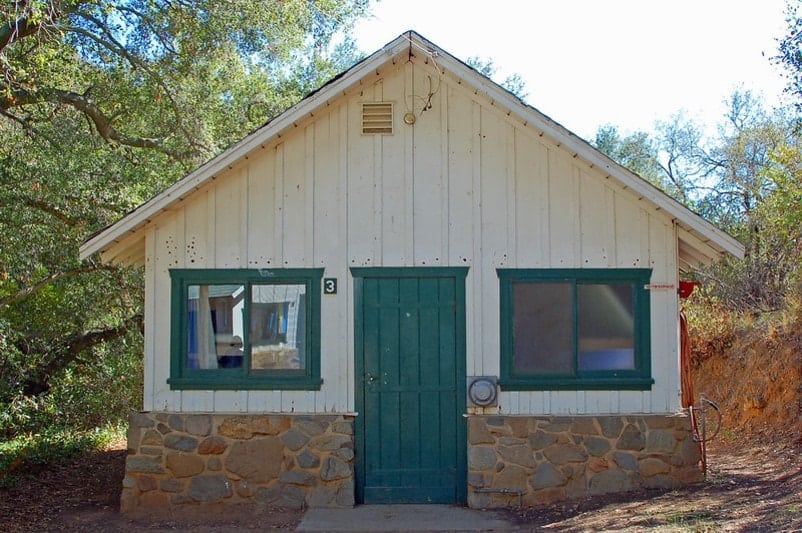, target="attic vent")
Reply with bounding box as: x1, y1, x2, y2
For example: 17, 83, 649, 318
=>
362, 102, 393, 135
